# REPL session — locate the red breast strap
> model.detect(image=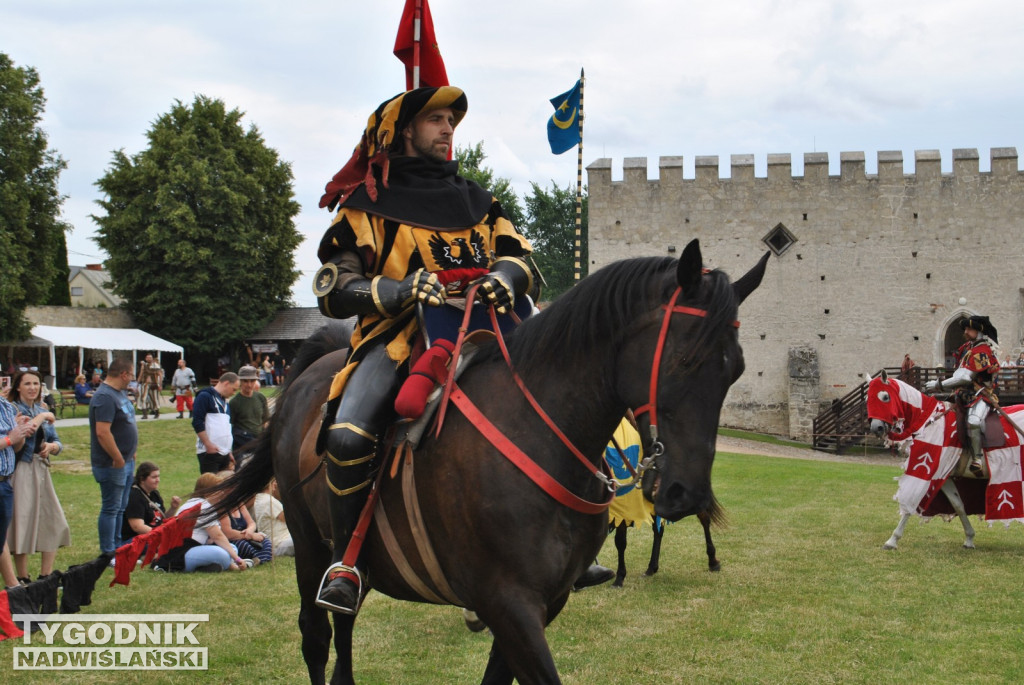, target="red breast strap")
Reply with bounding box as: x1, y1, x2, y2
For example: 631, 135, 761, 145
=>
450, 386, 614, 515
